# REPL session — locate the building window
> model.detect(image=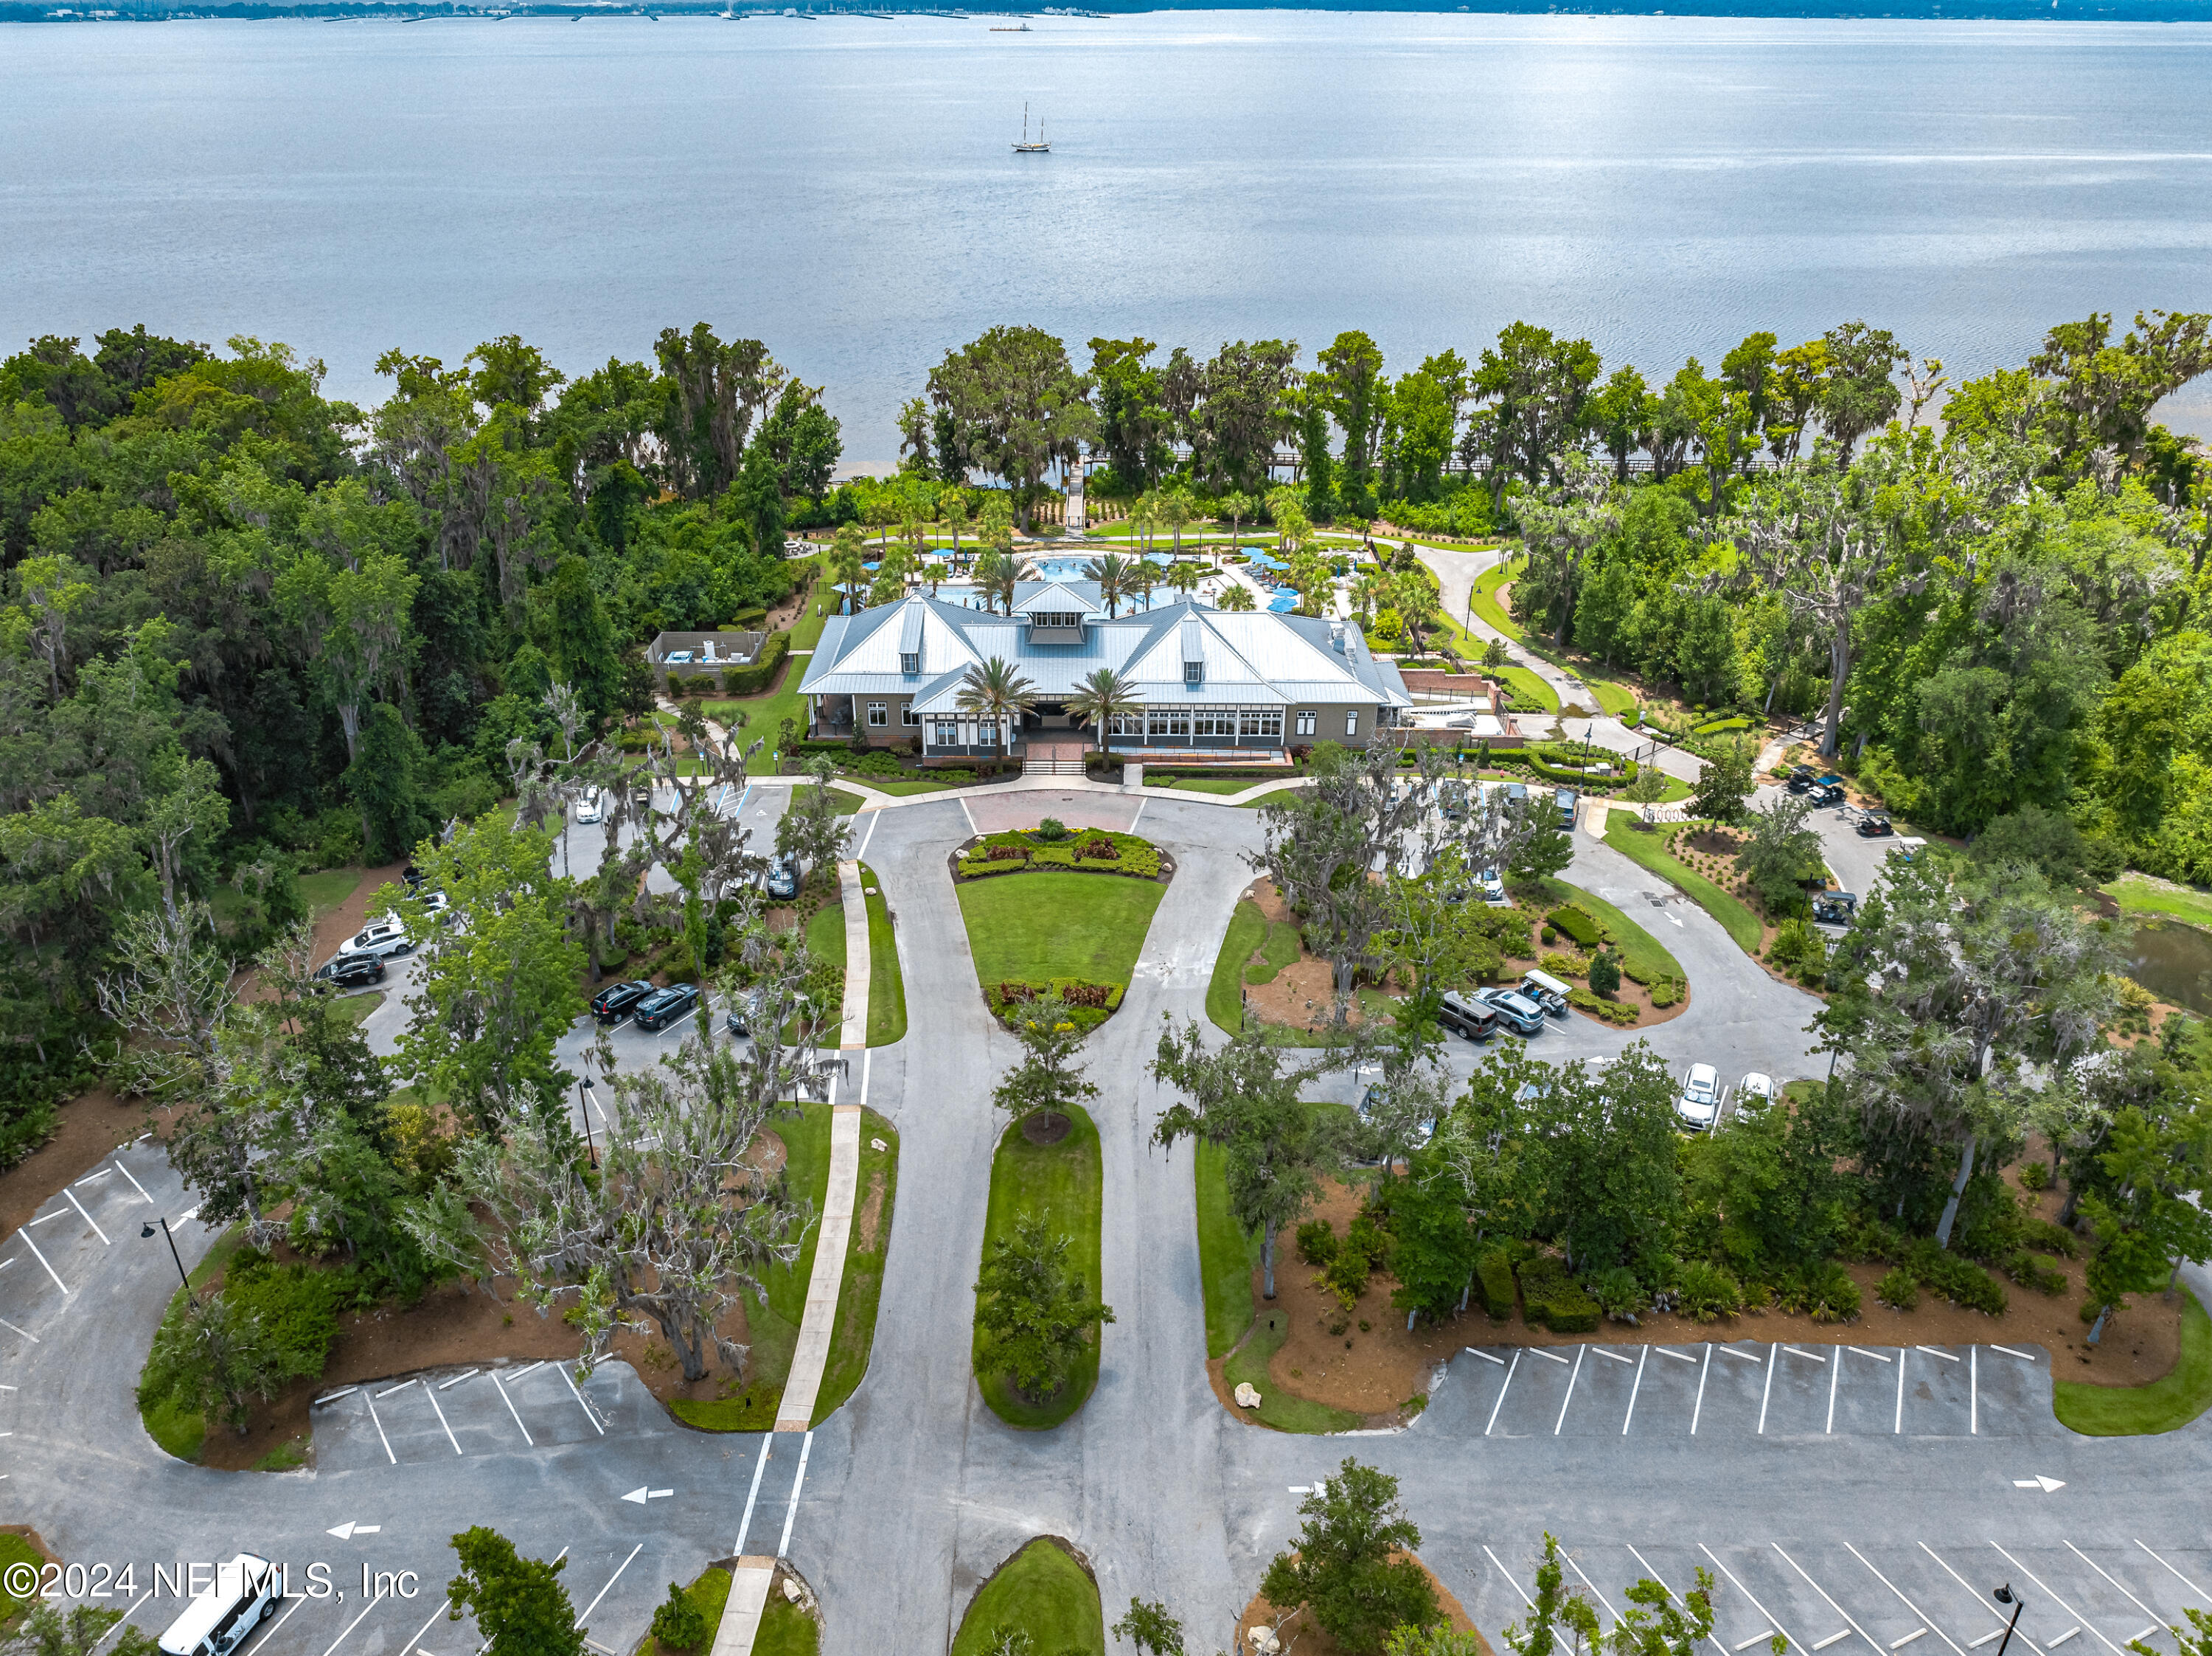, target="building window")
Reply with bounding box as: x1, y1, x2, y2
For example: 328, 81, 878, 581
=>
901, 703, 921, 727
1183, 660, 1203, 684
1108, 712, 1143, 737
1240, 709, 1284, 740
1345, 710, 1360, 737
1194, 710, 1236, 737
901, 651, 919, 675
1295, 710, 1317, 737
1147, 709, 1191, 740
932, 720, 961, 746
867, 701, 887, 728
